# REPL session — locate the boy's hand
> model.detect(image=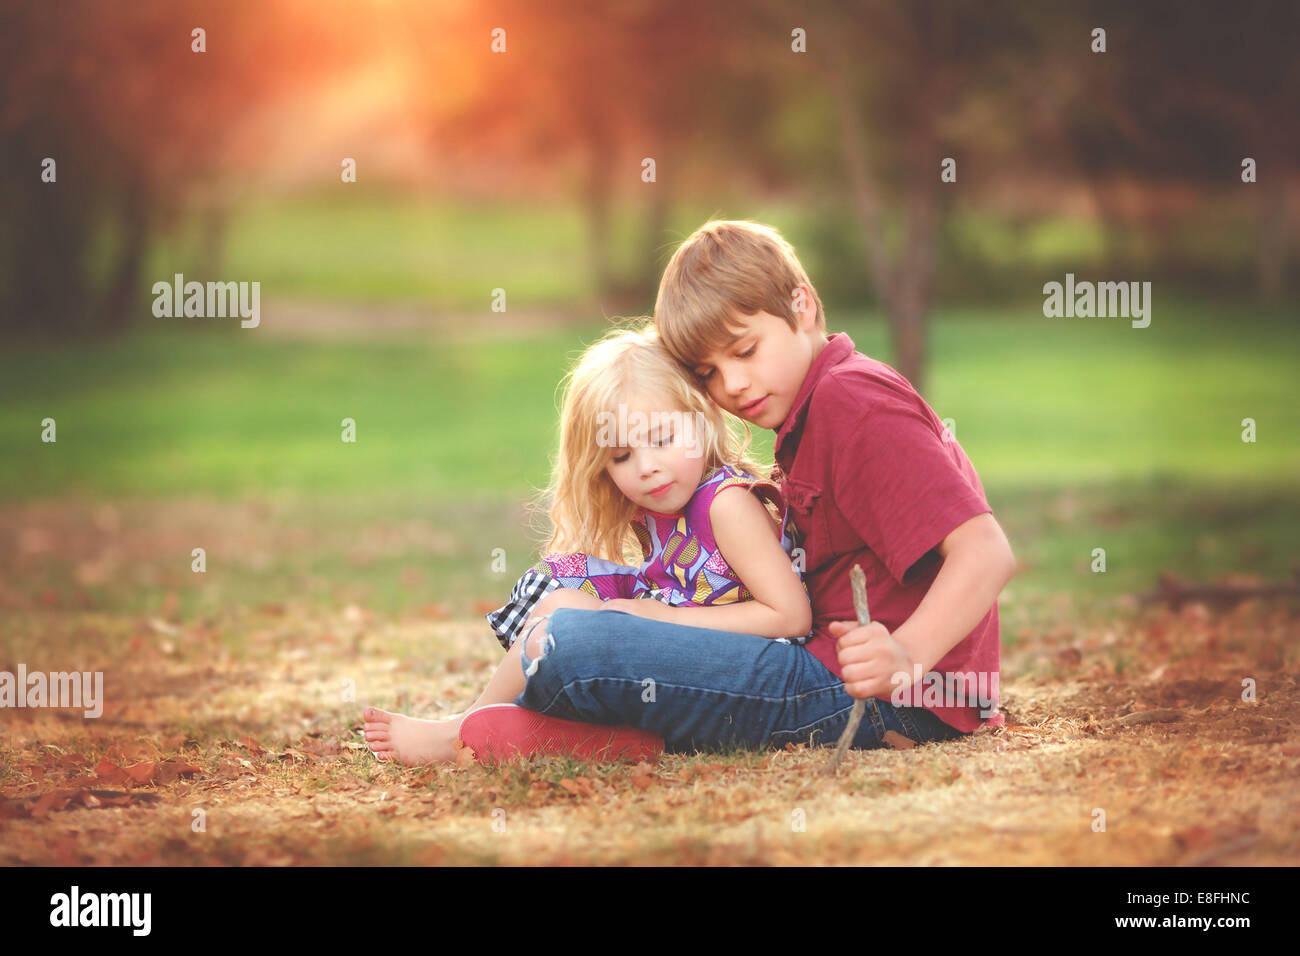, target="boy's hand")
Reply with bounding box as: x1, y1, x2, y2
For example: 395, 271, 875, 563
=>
829, 619, 916, 700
